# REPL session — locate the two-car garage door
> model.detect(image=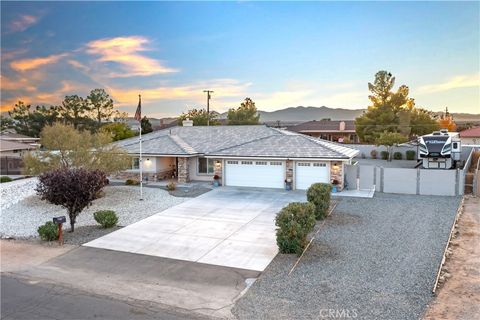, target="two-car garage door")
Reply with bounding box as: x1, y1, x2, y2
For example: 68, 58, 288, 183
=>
225, 160, 285, 188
